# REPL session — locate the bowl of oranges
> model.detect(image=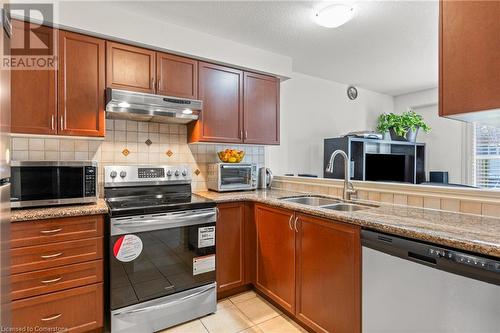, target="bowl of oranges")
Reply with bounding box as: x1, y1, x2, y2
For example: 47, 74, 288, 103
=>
217, 149, 245, 163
